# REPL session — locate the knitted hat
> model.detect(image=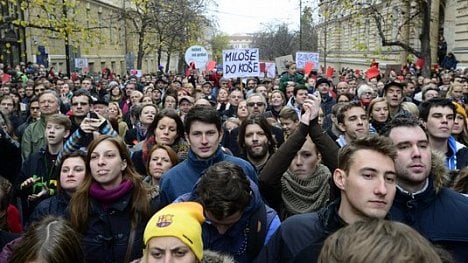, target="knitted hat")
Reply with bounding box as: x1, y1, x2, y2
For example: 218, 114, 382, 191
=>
144, 202, 205, 261
315, 78, 330, 89
453, 102, 467, 119
357, 84, 374, 98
